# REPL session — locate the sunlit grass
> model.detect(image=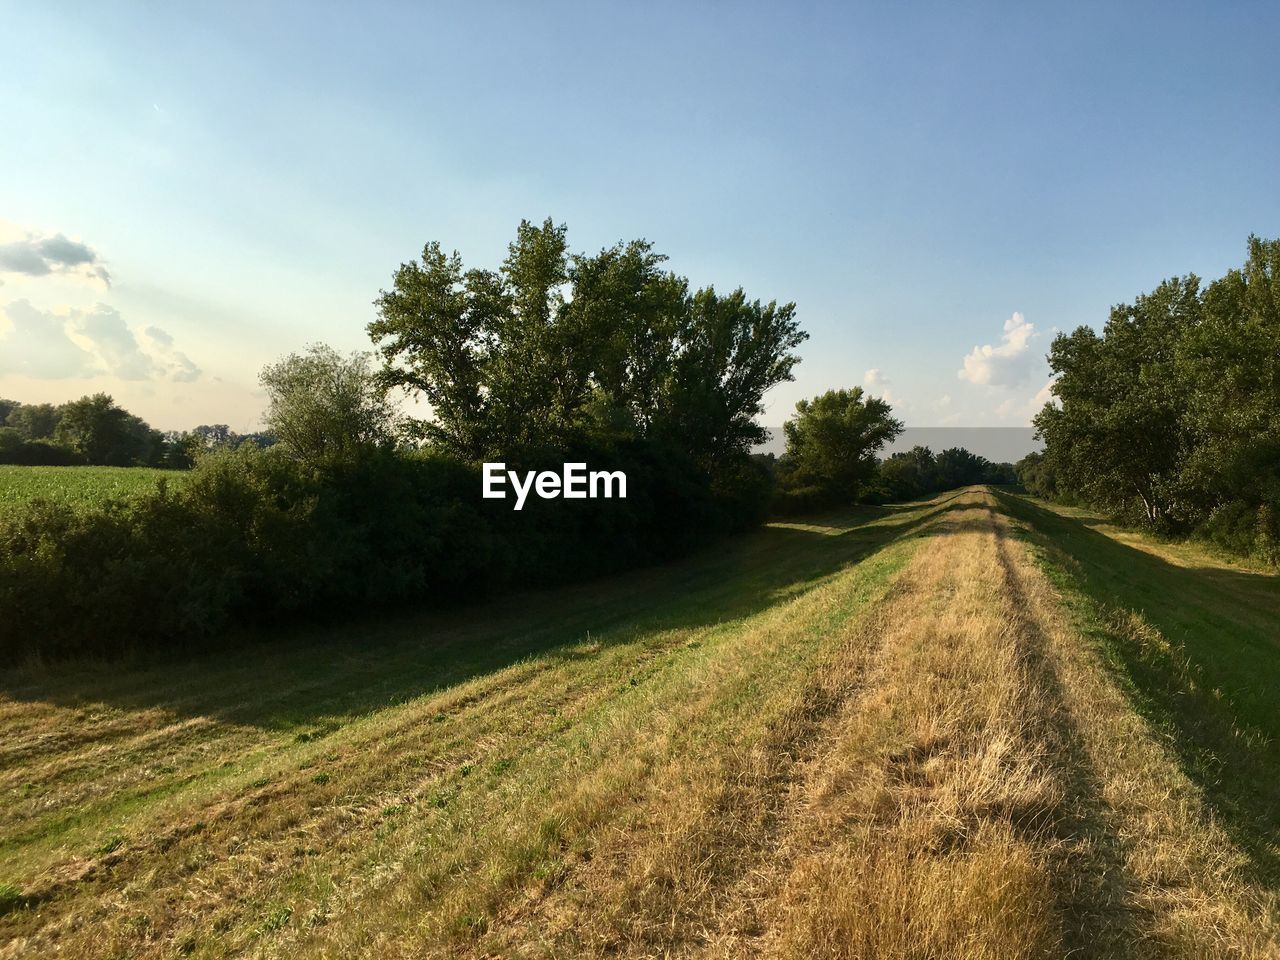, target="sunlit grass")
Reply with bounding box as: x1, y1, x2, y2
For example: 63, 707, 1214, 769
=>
0, 465, 187, 512
1, 489, 1276, 958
